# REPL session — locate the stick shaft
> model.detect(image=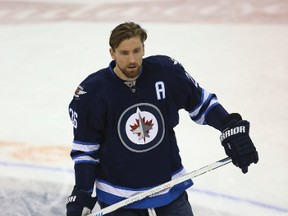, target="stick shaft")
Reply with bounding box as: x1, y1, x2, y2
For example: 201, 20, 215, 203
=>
89, 157, 232, 216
